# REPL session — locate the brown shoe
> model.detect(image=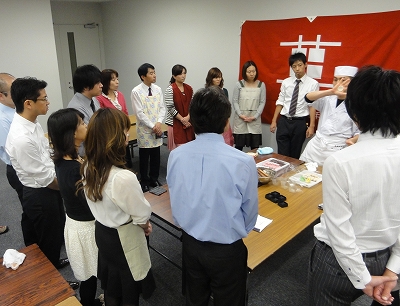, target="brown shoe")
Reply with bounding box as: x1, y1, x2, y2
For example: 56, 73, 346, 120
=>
0, 225, 9, 235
